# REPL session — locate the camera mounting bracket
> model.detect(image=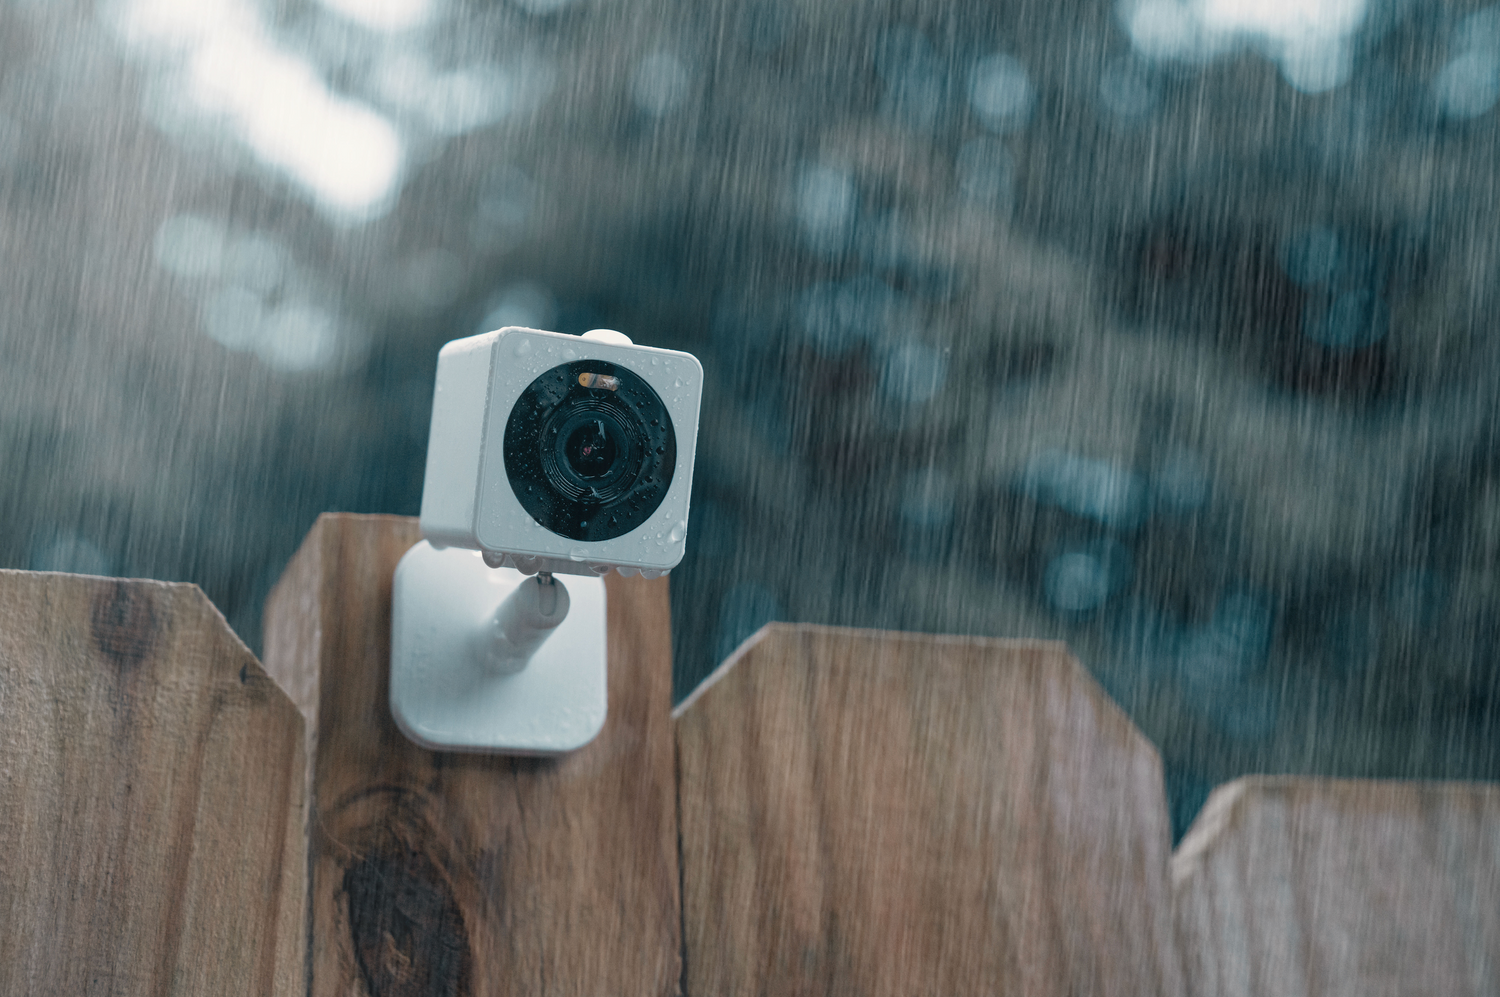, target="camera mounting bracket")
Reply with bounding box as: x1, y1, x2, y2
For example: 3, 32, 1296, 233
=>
389, 540, 608, 754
